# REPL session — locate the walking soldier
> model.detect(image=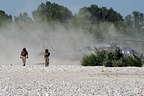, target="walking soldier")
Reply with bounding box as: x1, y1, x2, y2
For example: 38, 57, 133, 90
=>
20, 48, 28, 66
44, 49, 50, 66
